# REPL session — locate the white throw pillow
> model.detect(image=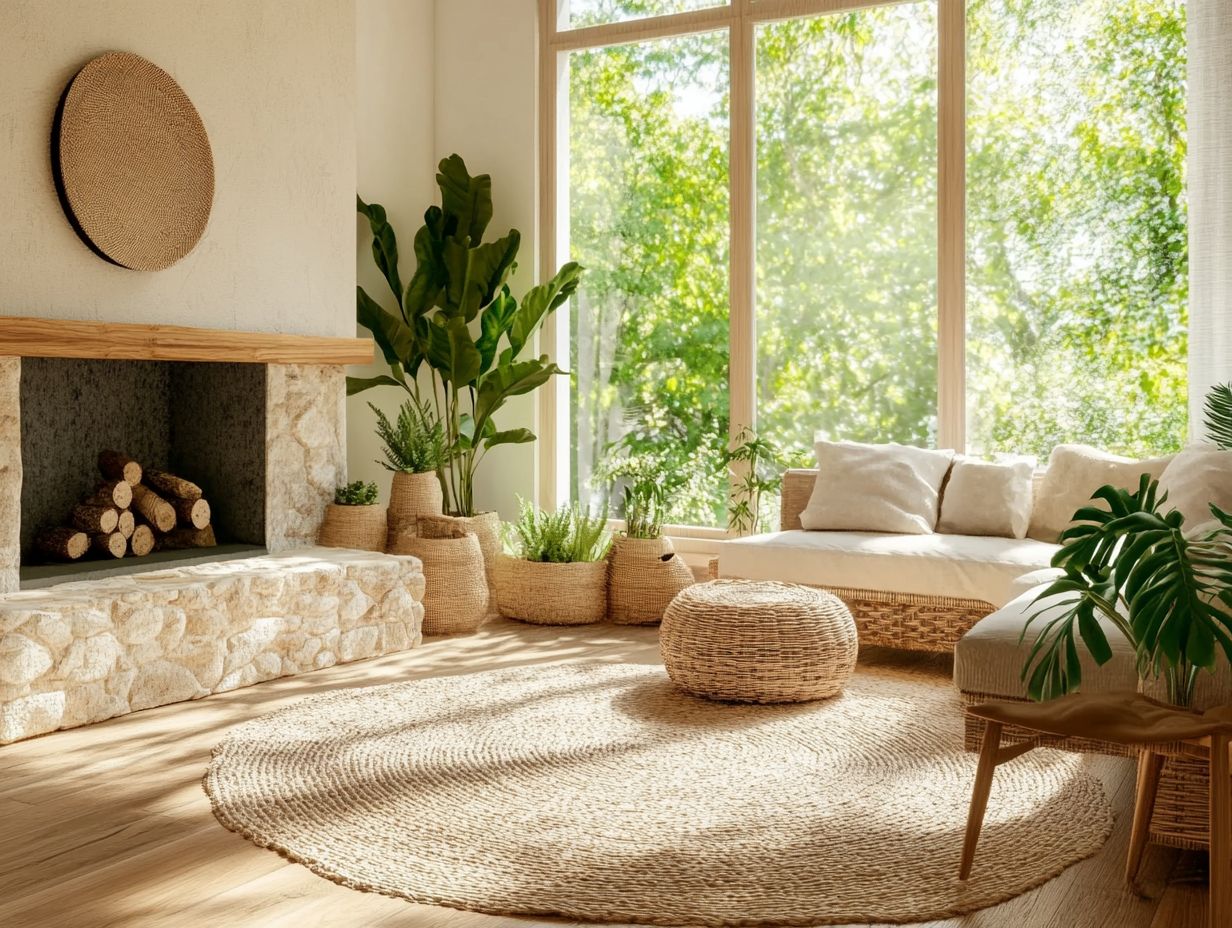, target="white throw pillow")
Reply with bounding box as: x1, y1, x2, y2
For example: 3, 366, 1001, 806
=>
937, 456, 1035, 538
800, 441, 955, 535
1157, 447, 1232, 532
1027, 444, 1173, 543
